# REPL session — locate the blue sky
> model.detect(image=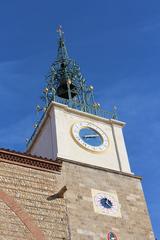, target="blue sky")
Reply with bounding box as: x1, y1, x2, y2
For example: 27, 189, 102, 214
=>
0, 0, 159, 238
